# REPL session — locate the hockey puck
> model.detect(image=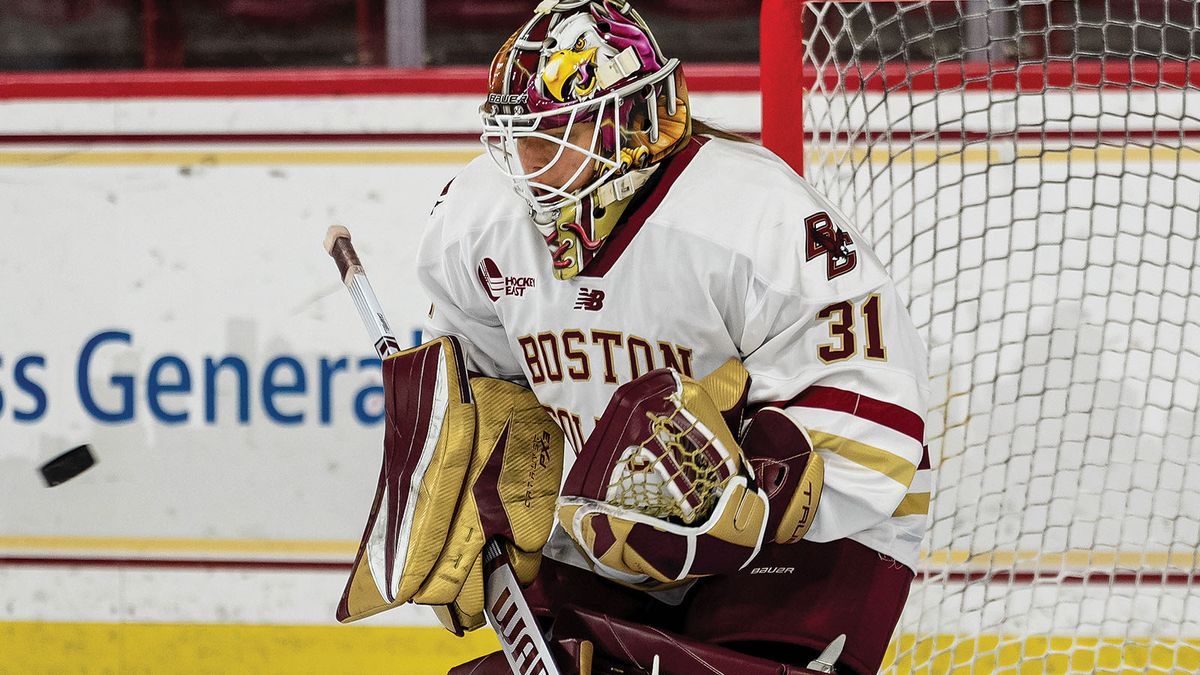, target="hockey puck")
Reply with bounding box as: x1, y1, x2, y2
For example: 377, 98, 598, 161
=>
40, 444, 97, 487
